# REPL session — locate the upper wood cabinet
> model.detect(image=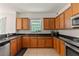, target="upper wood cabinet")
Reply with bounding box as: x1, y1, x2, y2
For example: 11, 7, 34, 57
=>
71, 3, 79, 16
55, 16, 60, 30
43, 18, 50, 30
22, 18, 30, 30
16, 18, 30, 30
16, 18, 22, 30
50, 18, 55, 30
59, 13, 65, 29
64, 7, 72, 29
